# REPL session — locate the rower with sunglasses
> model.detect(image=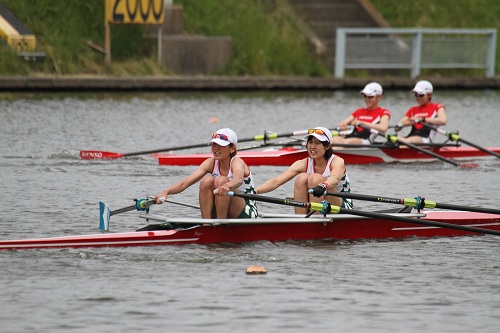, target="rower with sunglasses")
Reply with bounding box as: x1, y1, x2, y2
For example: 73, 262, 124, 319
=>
330, 82, 391, 147
395, 80, 447, 144
155, 128, 258, 219
255, 127, 352, 214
